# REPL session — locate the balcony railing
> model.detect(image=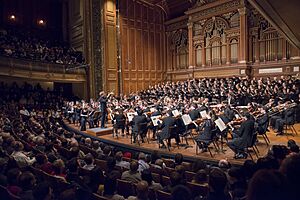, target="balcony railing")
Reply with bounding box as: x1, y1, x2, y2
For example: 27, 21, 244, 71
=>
0, 56, 86, 75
